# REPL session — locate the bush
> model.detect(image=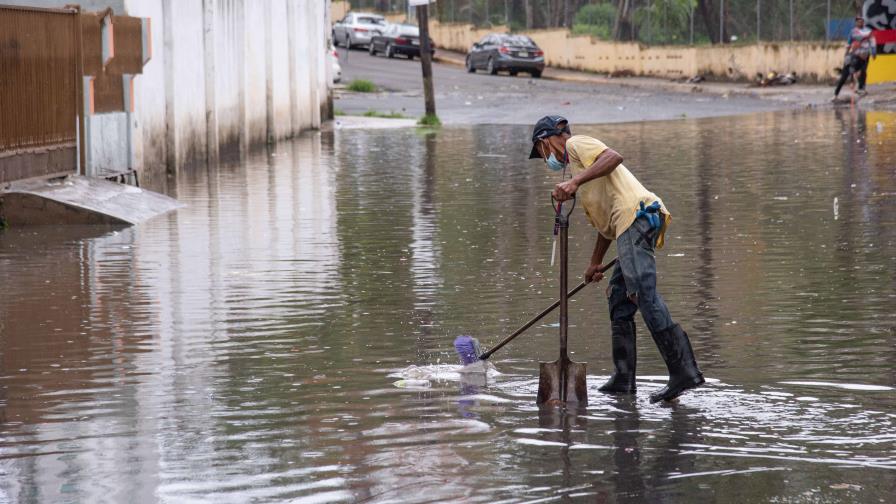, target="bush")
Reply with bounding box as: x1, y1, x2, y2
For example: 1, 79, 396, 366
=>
347, 79, 376, 92
573, 3, 616, 40
417, 114, 441, 127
